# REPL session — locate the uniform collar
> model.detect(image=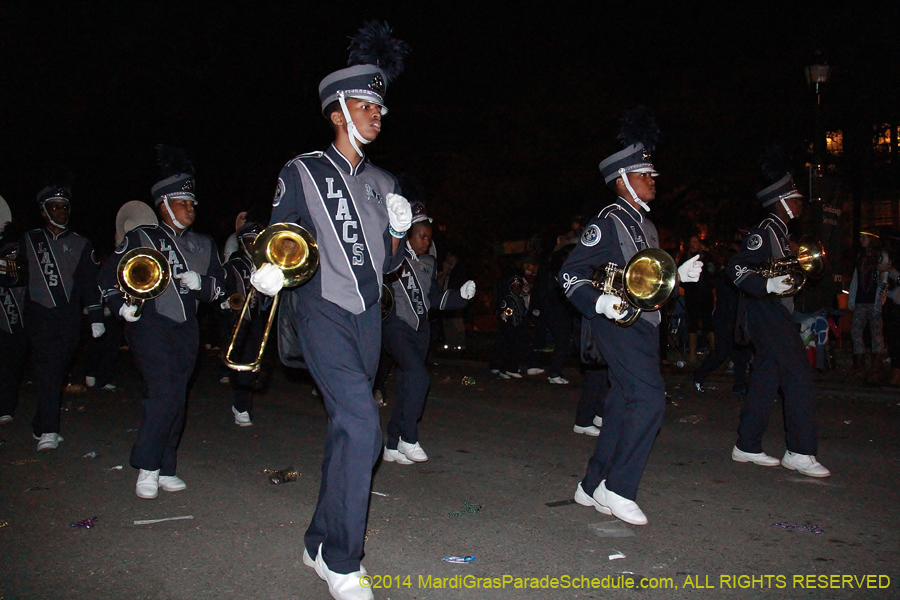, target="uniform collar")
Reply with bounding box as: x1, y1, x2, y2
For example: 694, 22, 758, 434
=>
44, 227, 73, 241
615, 196, 644, 222
326, 144, 367, 176
765, 212, 788, 235
161, 222, 187, 238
